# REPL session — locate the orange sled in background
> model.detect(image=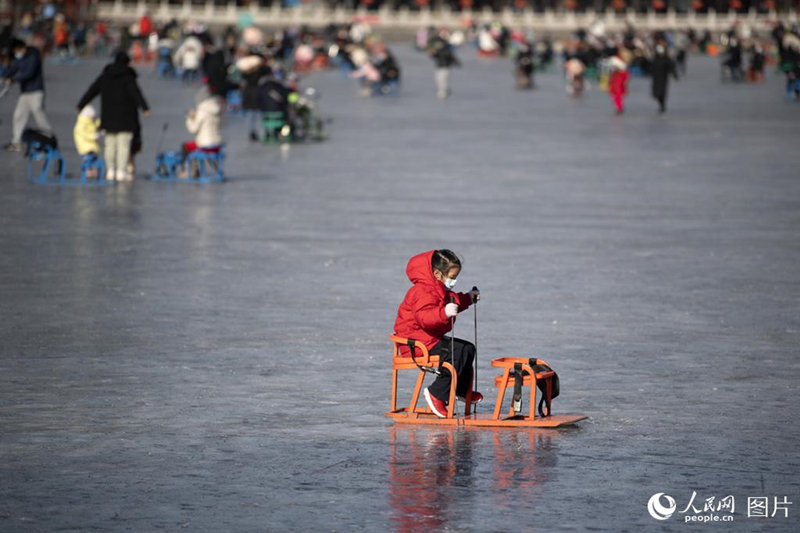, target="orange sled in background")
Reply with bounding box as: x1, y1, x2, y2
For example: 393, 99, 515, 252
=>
387, 335, 587, 428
